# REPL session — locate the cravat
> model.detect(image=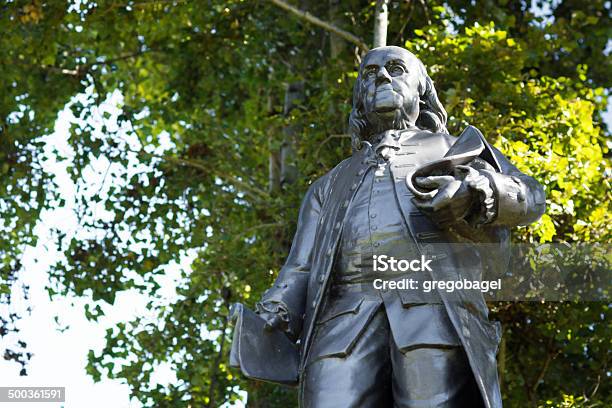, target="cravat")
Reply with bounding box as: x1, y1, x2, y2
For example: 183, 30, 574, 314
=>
374, 130, 401, 161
